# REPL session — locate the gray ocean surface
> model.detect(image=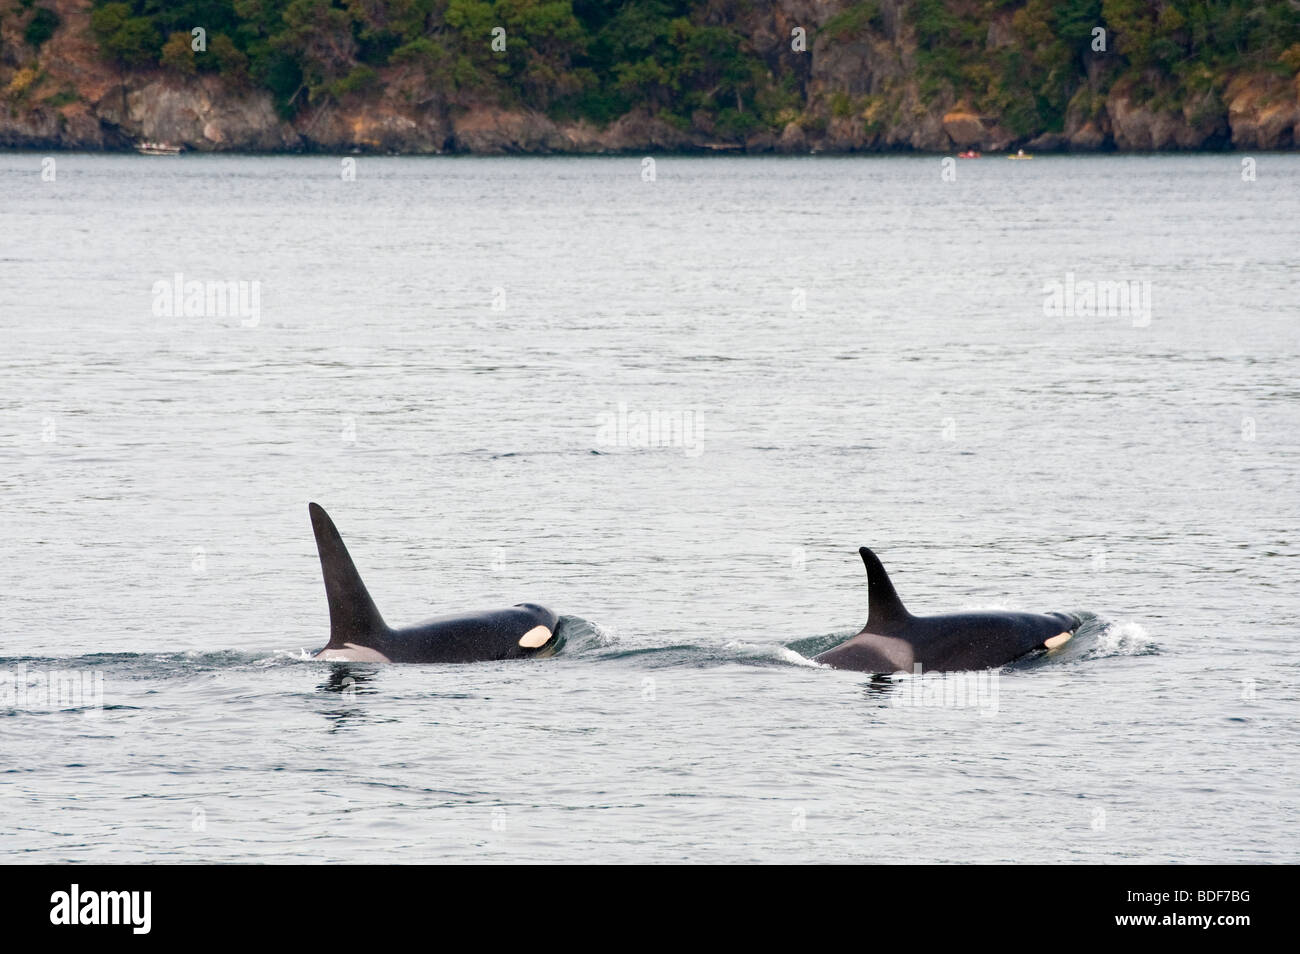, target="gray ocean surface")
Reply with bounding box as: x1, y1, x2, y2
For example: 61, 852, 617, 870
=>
1, 153, 1297, 863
